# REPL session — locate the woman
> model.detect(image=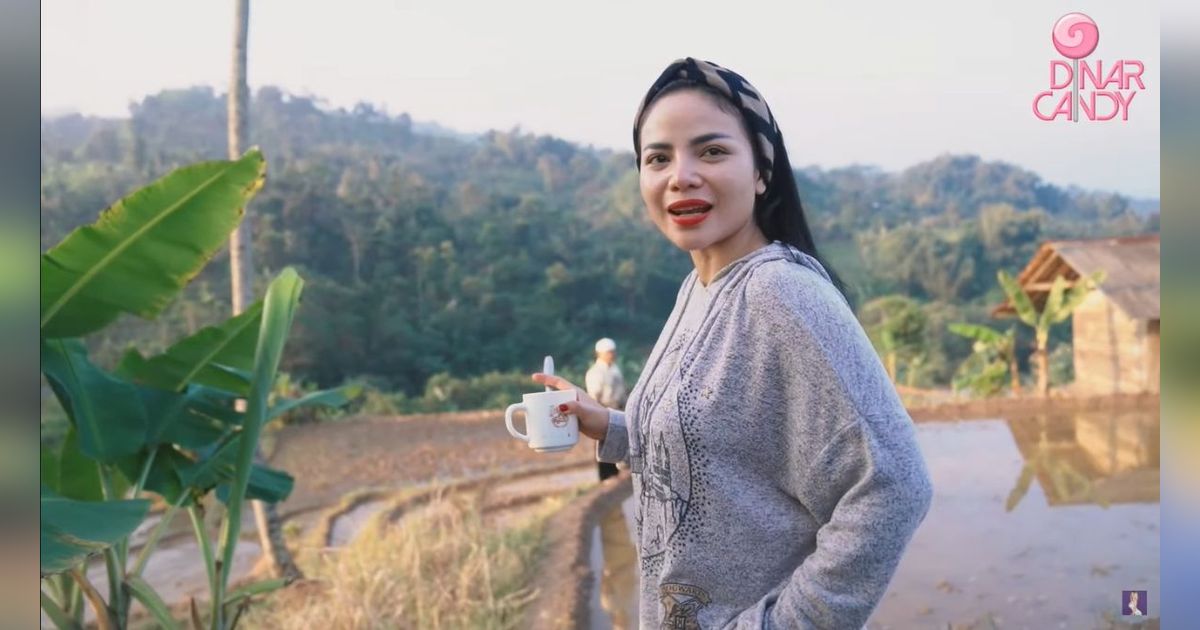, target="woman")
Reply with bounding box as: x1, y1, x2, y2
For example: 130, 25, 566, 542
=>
534, 58, 932, 629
